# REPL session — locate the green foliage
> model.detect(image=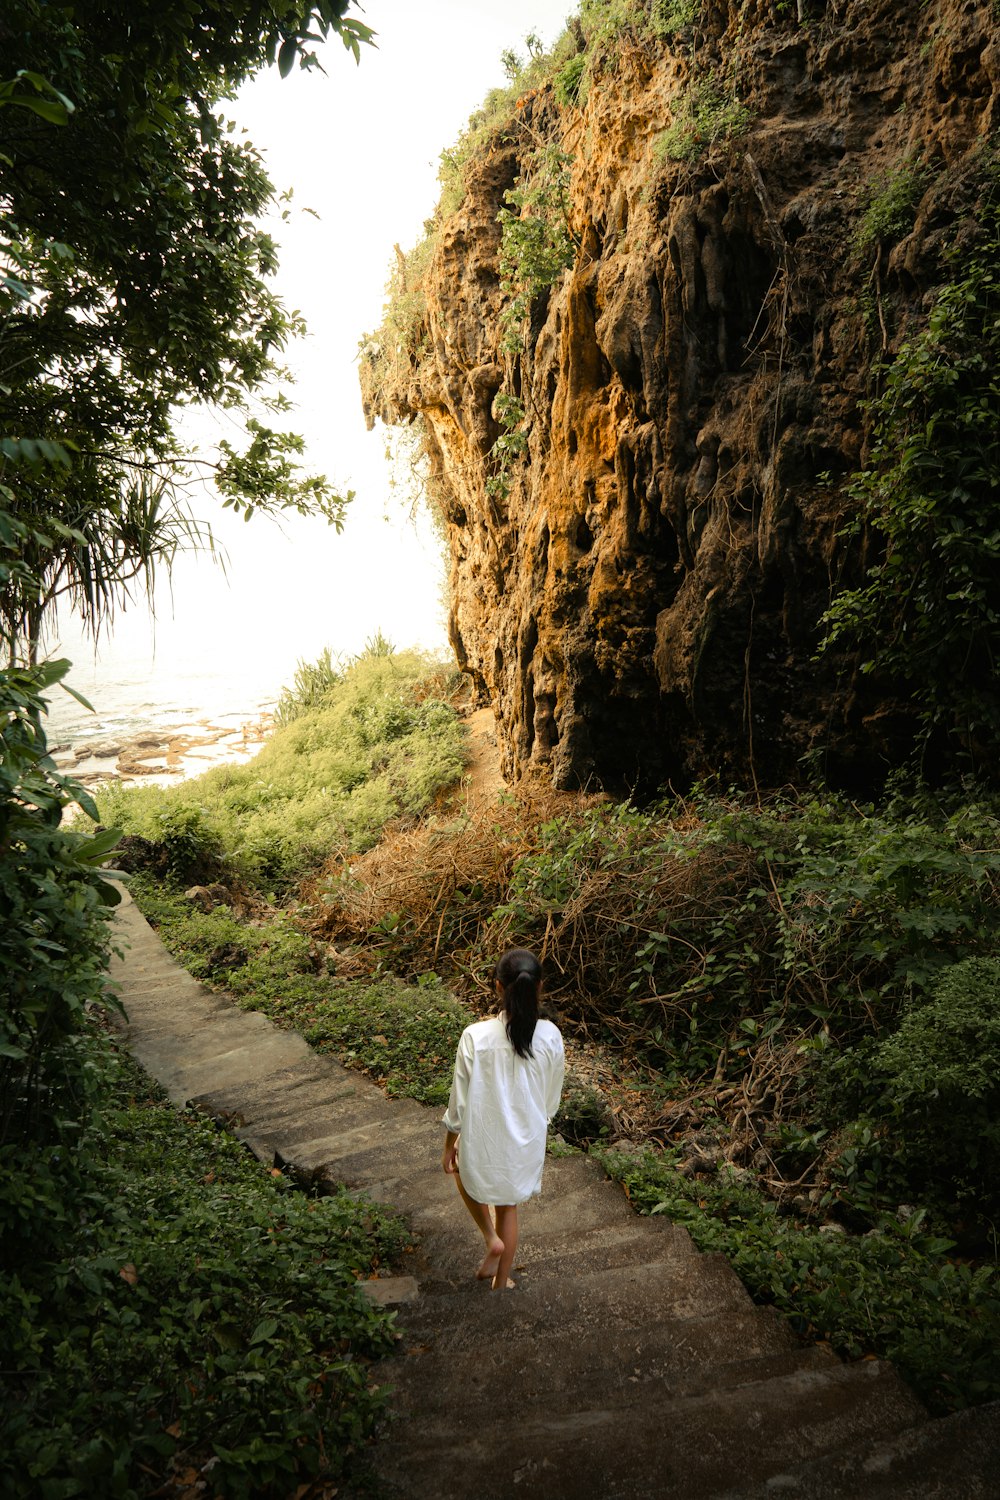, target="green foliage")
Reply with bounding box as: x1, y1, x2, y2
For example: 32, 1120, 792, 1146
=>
302, 976, 469, 1105
655, 76, 752, 163
130, 877, 472, 1104
854, 160, 927, 253
353, 785, 1000, 1239
365, 790, 1000, 1079
96, 651, 468, 890
0, 1038, 405, 1499
274, 644, 344, 725
871, 958, 1000, 1207
599, 1145, 1000, 1416
0, 654, 123, 1258
486, 393, 528, 500
821, 168, 1000, 768
498, 144, 577, 354
650, 0, 701, 35
554, 52, 588, 107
